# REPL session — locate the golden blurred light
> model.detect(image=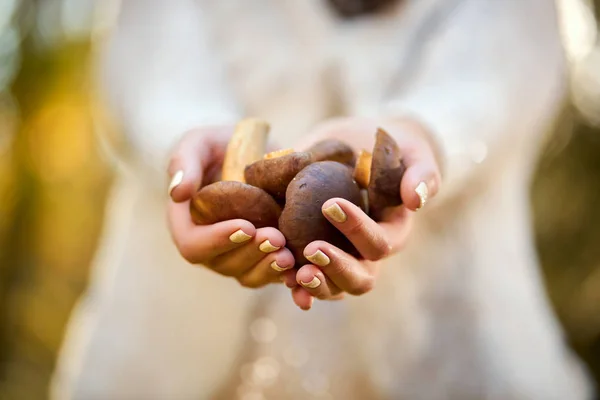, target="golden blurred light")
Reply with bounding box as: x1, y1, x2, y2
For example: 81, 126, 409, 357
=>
24, 99, 95, 183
